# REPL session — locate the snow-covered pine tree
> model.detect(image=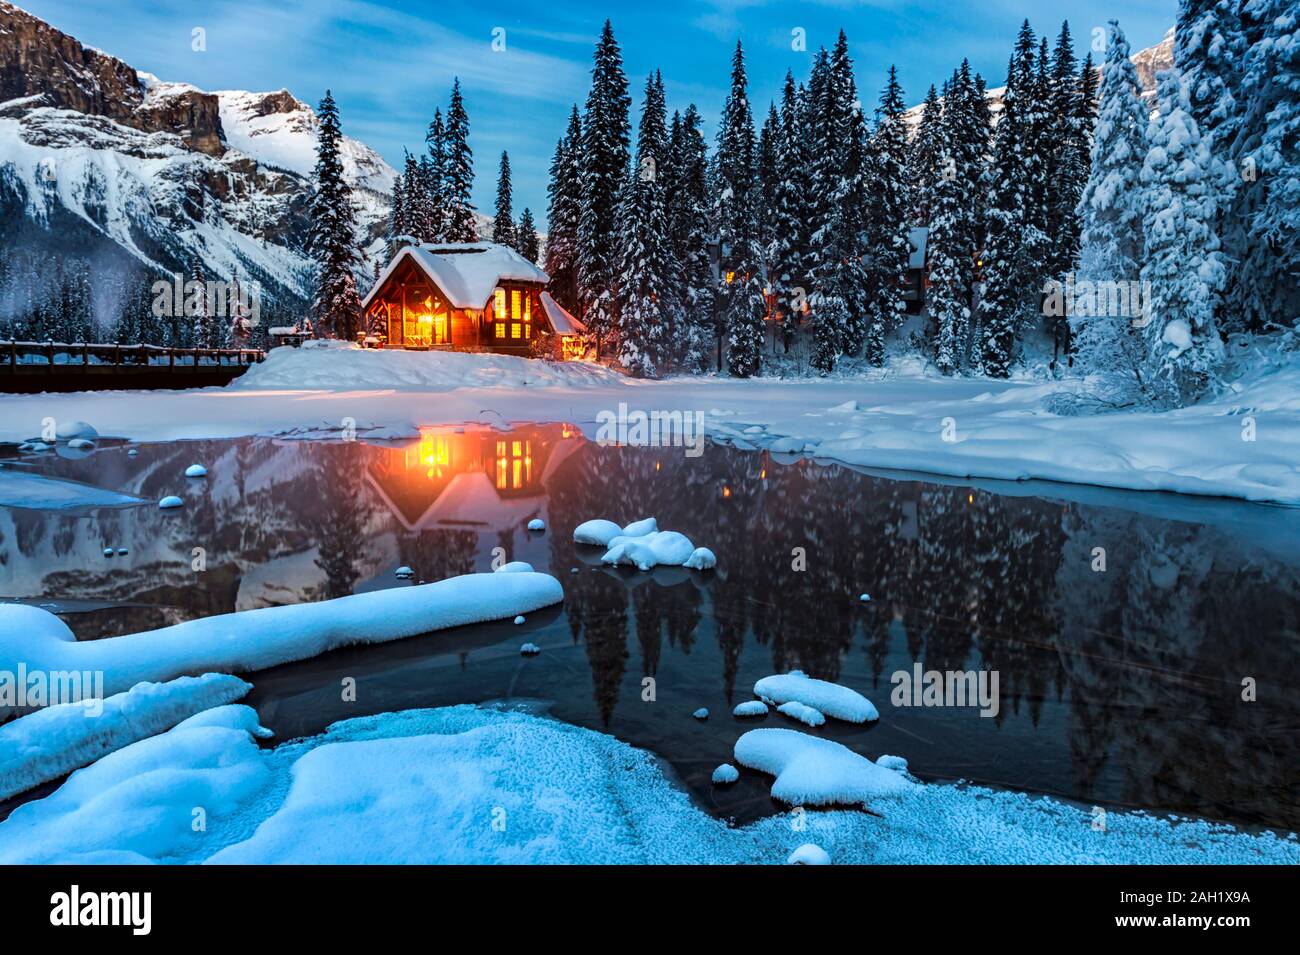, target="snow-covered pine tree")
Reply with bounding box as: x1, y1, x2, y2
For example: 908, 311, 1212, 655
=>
1220, 0, 1297, 332
667, 103, 715, 370
978, 27, 1047, 377
927, 61, 986, 373
493, 151, 517, 248
443, 80, 478, 243
616, 71, 679, 377
715, 41, 767, 377
862, 66, 912, 366
308, 90, 362, 340
906, 84, 943, 226
1140, 68, 1226, 405
578, 20, 631, 358
766, 73, 811, 352
1071, 21, 1151, 390
544, 105, 583, 314
757, 102, 780, 278
425, 109, 448, 242
516, 208, 540, 265
1045, 22, 1090, 290
386, 174, 407, 262
401, 151, 431, 244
